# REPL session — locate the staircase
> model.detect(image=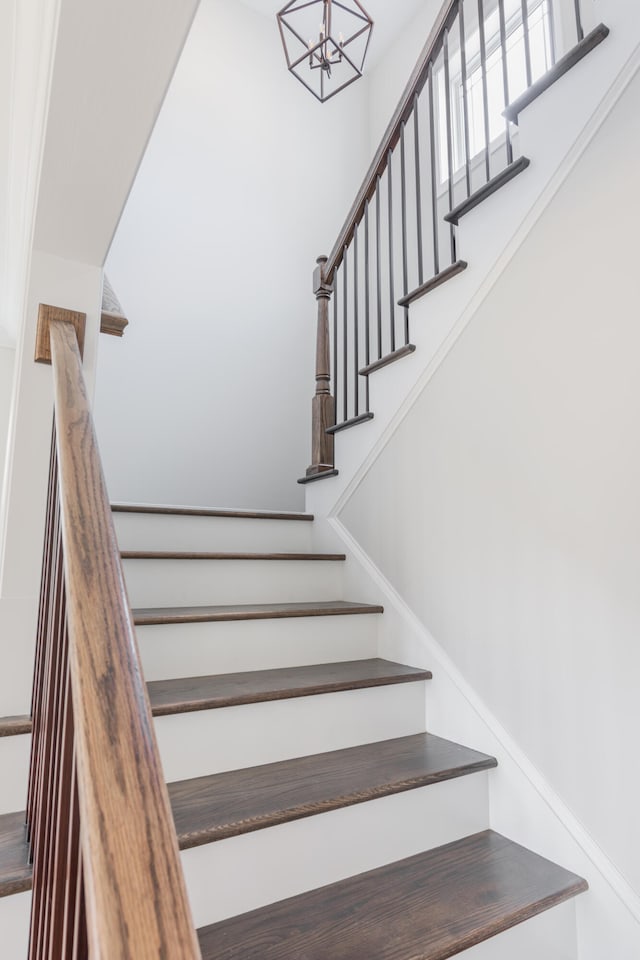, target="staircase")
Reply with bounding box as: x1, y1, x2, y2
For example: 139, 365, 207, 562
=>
0, 503, 586, 957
